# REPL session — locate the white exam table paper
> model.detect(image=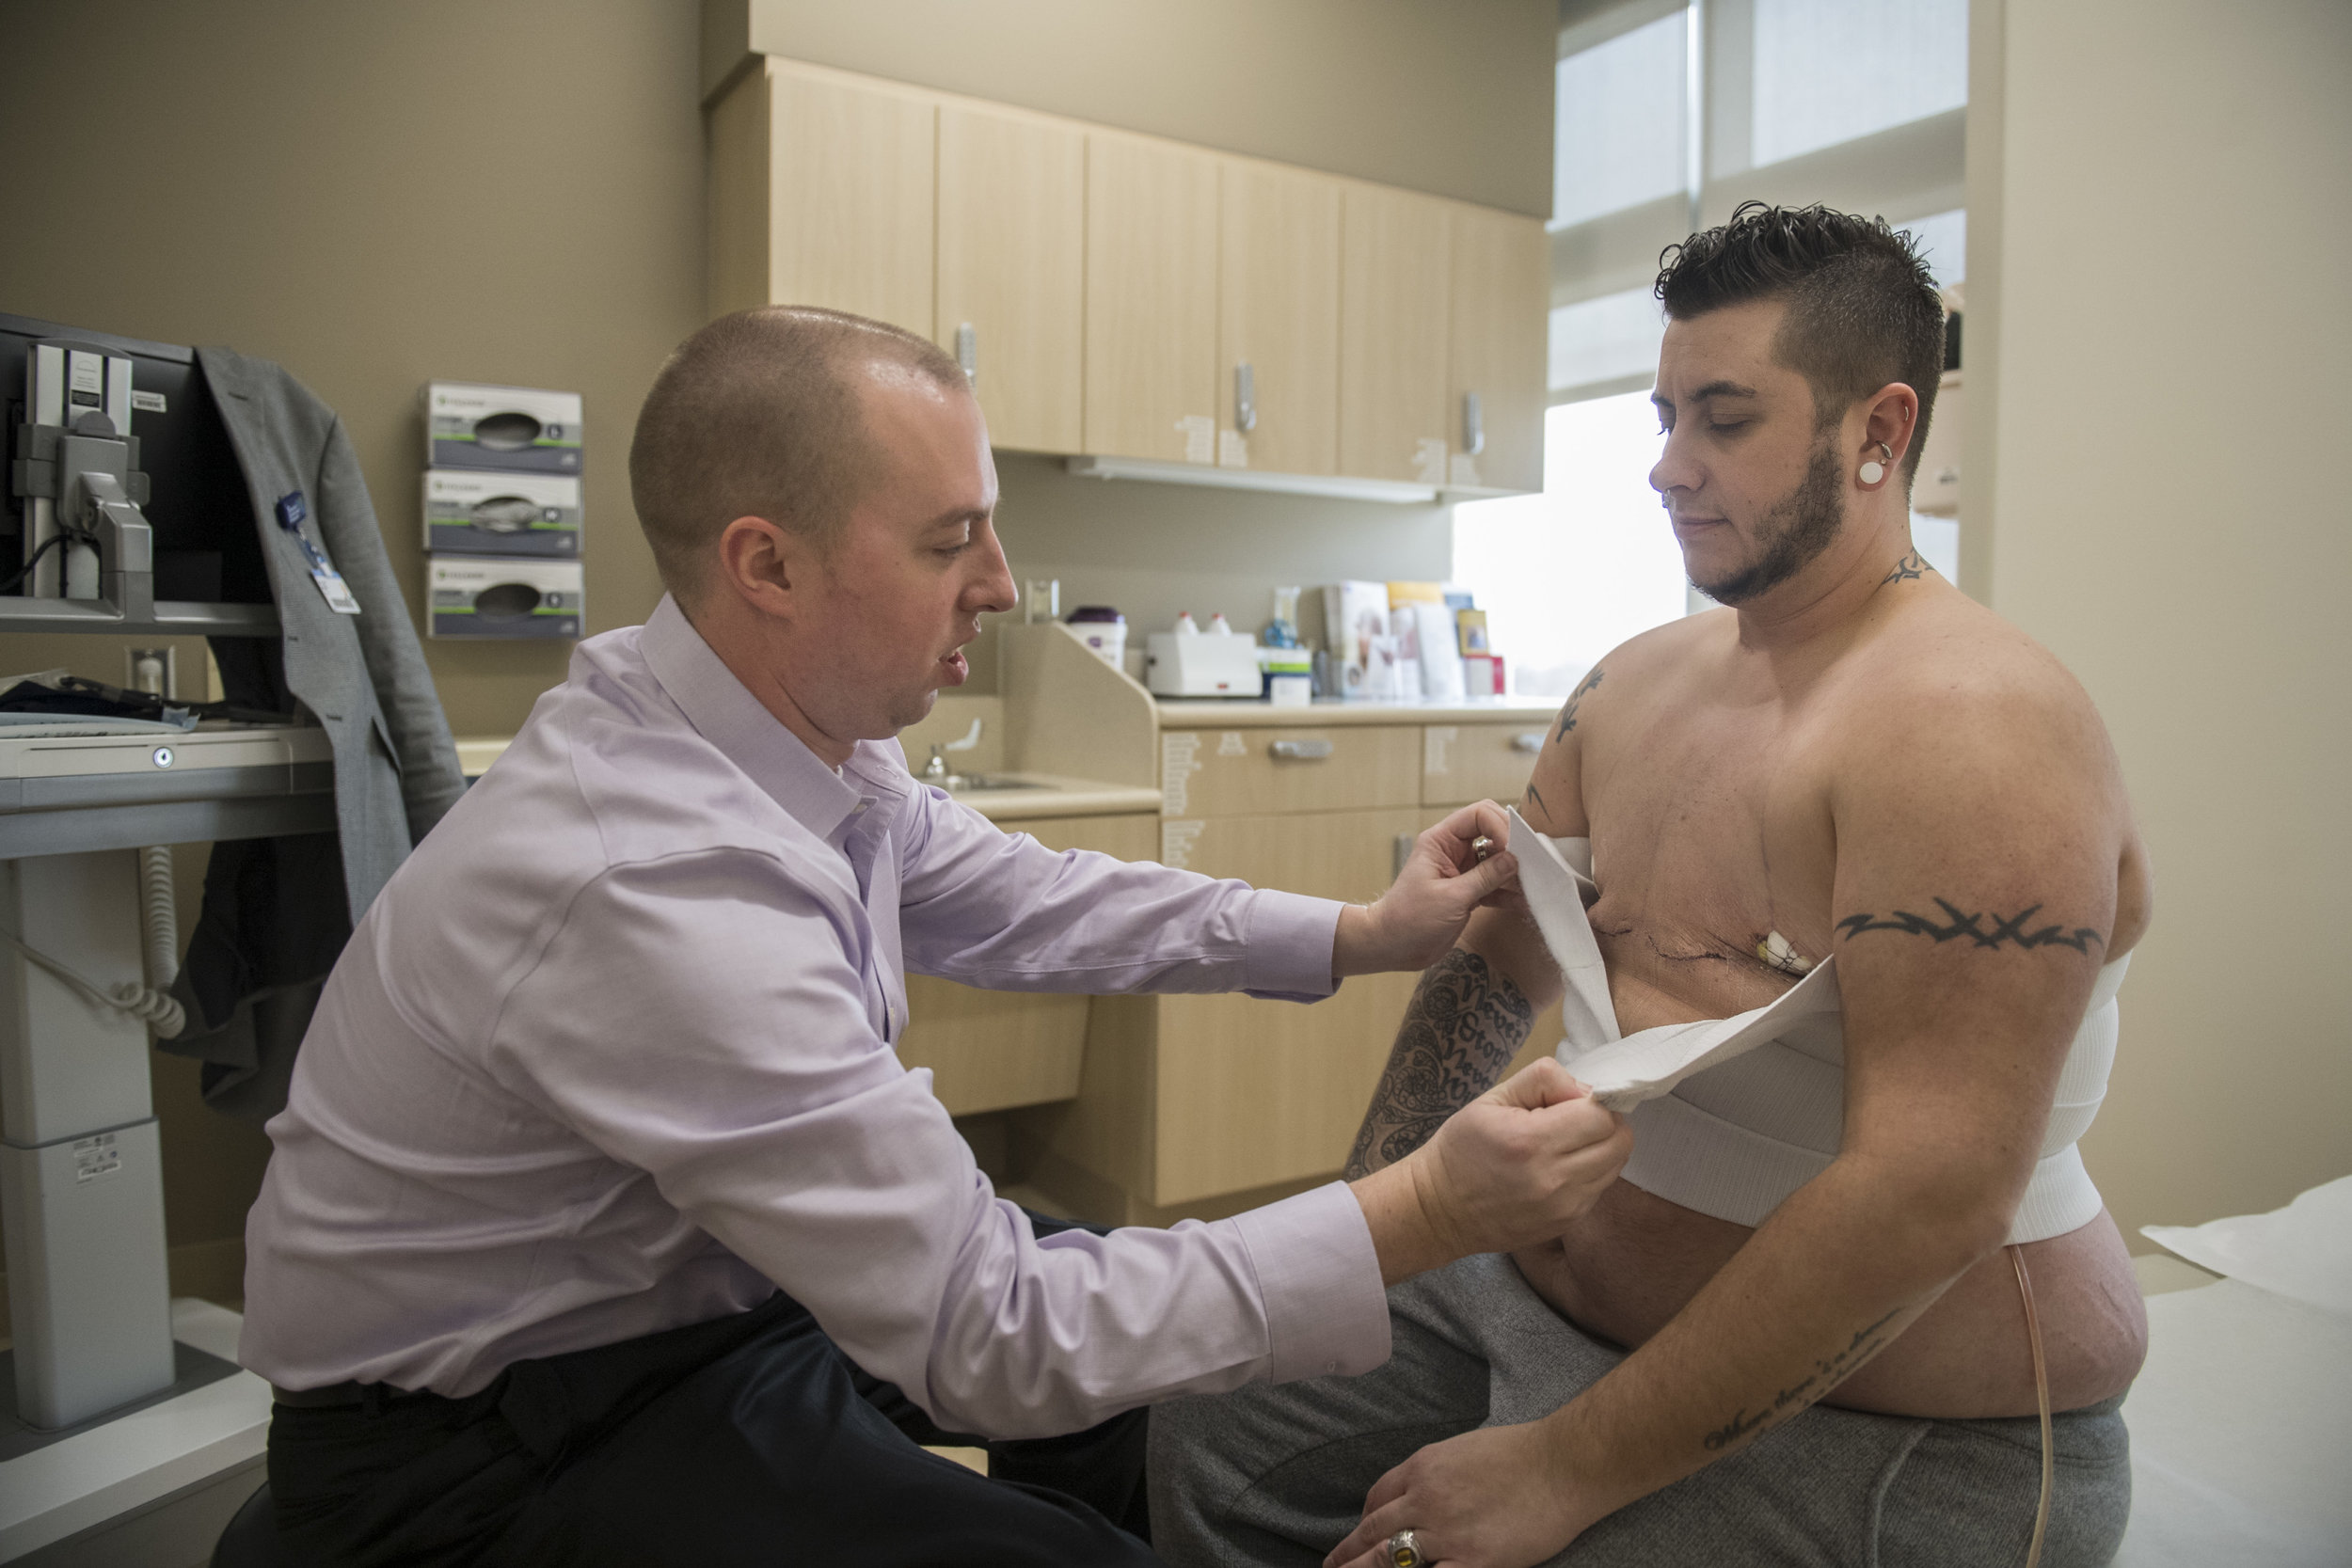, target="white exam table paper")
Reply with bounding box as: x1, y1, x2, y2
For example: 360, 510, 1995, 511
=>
2141, 1173, 2352, 1319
